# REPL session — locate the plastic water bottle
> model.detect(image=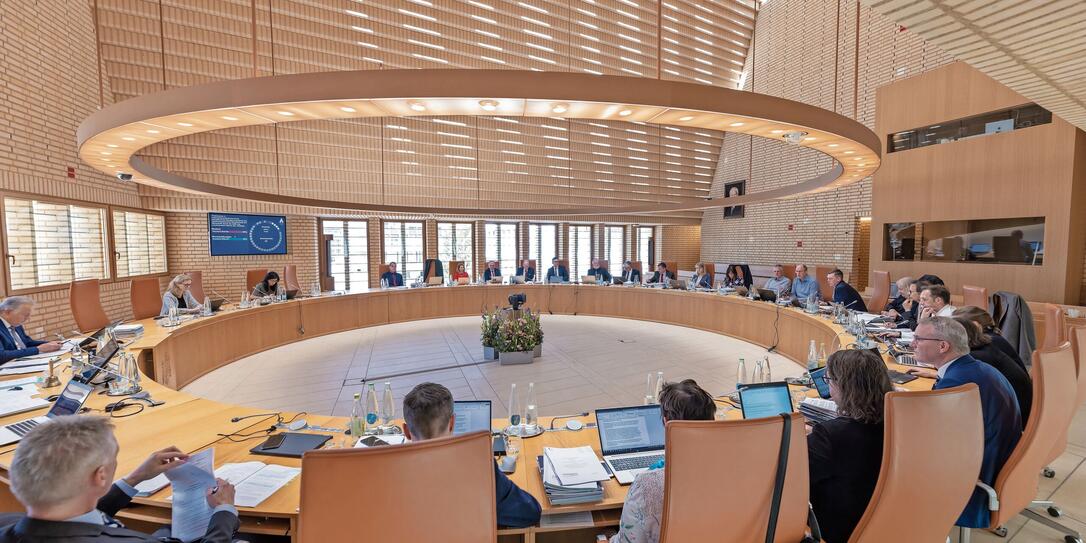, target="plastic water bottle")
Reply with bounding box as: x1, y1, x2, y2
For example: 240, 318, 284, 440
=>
644, 373, 656, 405
240, 291, 249, 309
819, 343, 827, 367
508, 383, 522, 432
365, 383, 379, 431
381, 382, 395, 428
753, 358, 766, 383
524, 382, 538, 434
736, 358, 749, 389
807, 340, 819, 373
380, 278, 388, 289
654, 371, 665, 399
202, 296, 212, 316
350, 392, 364, 438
